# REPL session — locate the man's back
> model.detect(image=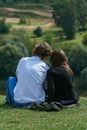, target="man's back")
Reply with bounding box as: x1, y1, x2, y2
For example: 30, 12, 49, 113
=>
14, 56, 49, 104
